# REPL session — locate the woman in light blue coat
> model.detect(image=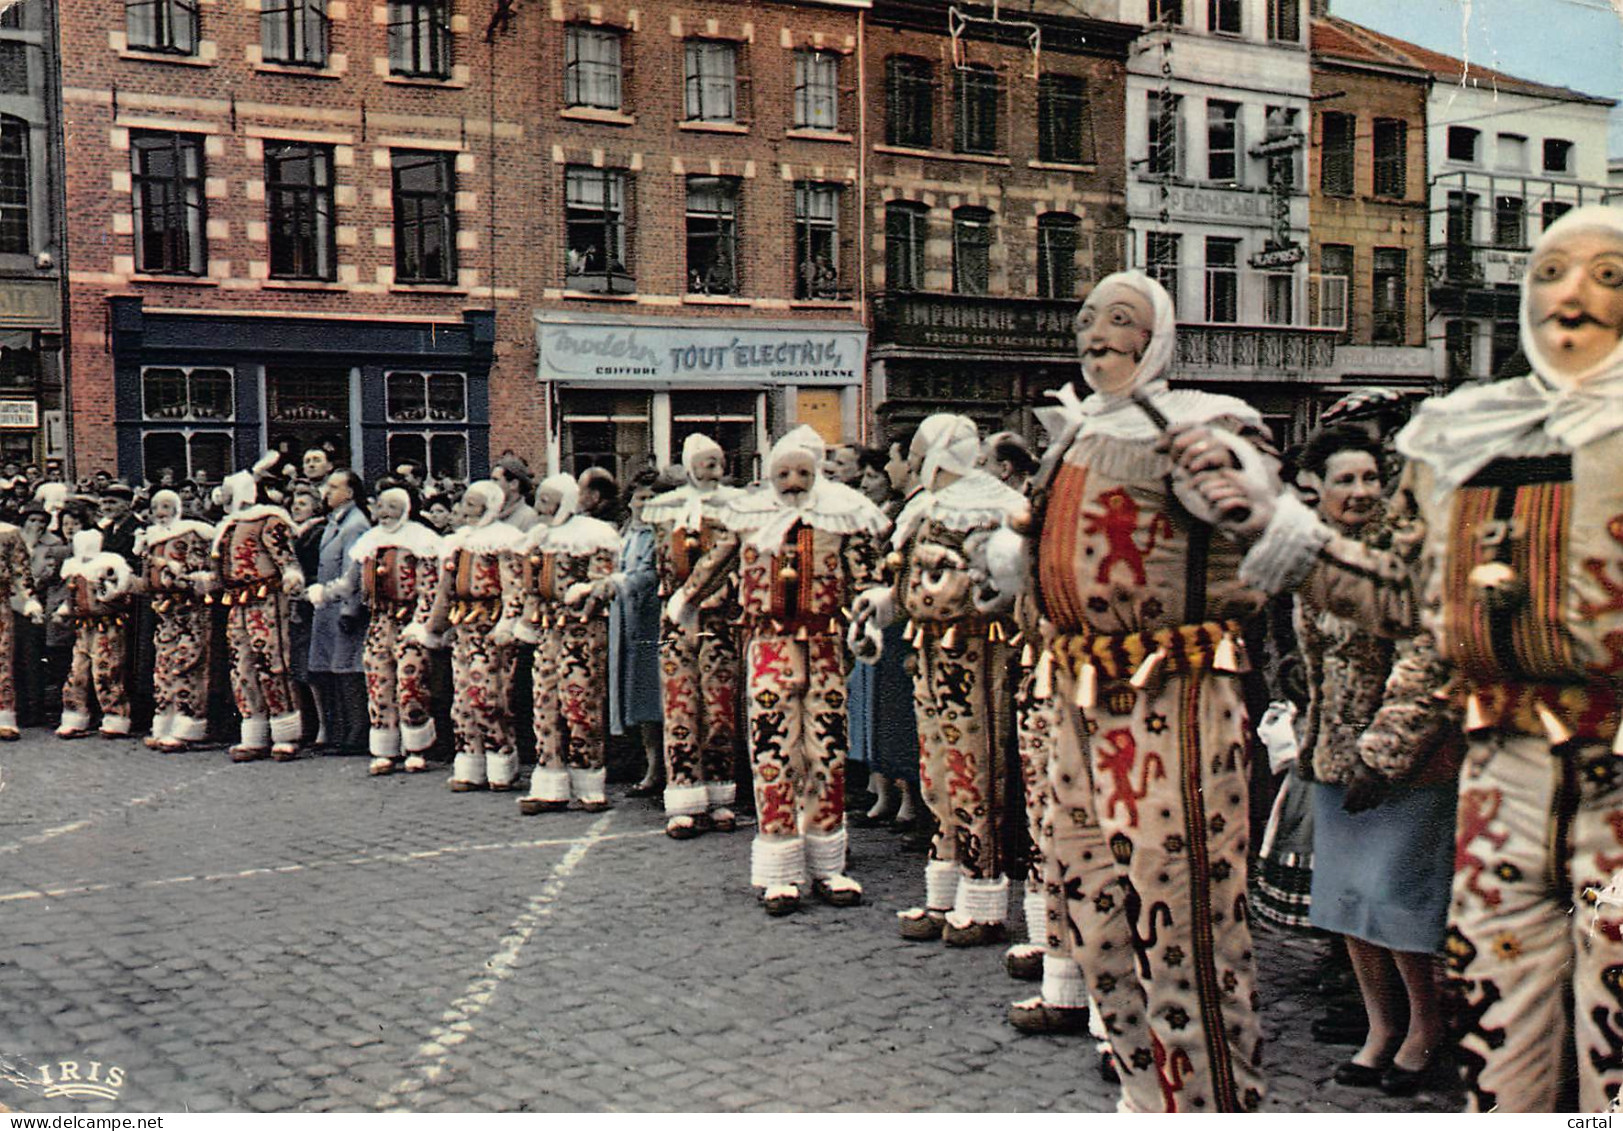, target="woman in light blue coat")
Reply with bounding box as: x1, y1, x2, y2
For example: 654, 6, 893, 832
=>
607, 468, 667, 794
